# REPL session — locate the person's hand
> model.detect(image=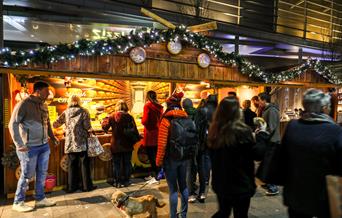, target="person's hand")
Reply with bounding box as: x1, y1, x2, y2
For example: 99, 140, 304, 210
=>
17, 146, 29, 152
